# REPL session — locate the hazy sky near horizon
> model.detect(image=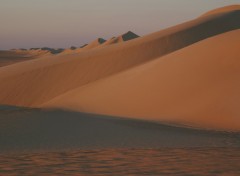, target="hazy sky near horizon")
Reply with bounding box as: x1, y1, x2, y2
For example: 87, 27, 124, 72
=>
0, 0, 239, 49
